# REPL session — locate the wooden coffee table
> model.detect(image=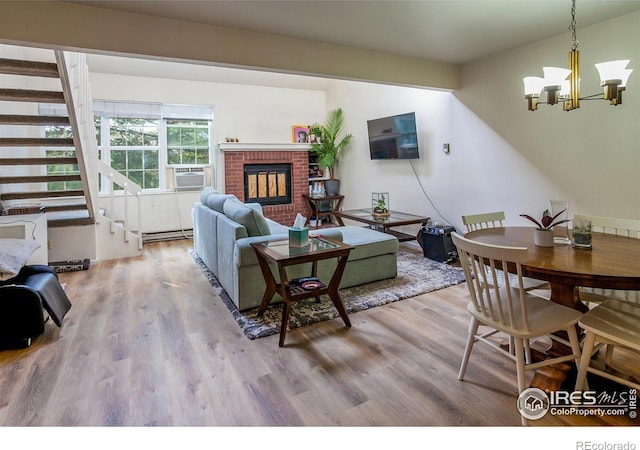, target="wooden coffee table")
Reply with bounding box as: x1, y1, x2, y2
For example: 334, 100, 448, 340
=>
250, 236, 354, 347
335, 209, 429, 242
